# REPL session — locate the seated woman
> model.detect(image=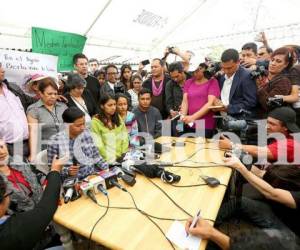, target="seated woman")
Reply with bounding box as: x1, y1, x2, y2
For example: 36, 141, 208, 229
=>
91, 94, 129, 163
180, 63, 220, 138
27, 77, 67, 162
0, 138, 43, 213
257, 47, 294, 114
128, 74, 143, 110
116, 93, 139, 148
64, 73, 99, 127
